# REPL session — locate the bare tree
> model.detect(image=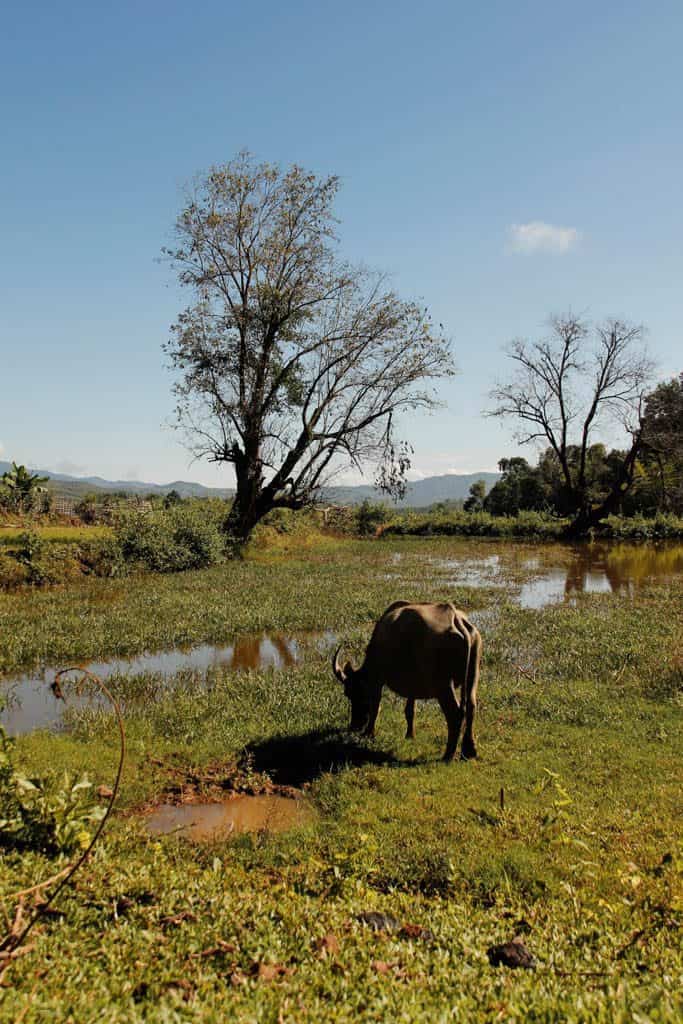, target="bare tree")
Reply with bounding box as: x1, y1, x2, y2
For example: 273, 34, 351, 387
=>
488, 313, 654, 534
164, 153, 455, 540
